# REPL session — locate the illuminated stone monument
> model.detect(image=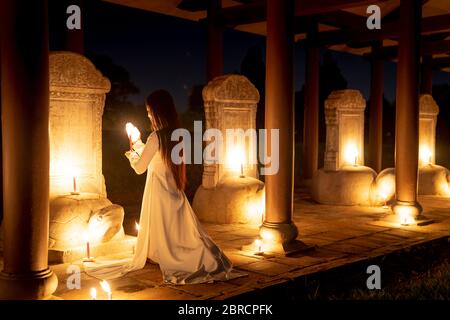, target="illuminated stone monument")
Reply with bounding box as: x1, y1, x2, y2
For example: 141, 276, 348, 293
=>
193, 75, 265, 224
312, 90, 376, 205
48, 52, 134, 263
371, 95, 449, 208
417, 94, 450, 196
